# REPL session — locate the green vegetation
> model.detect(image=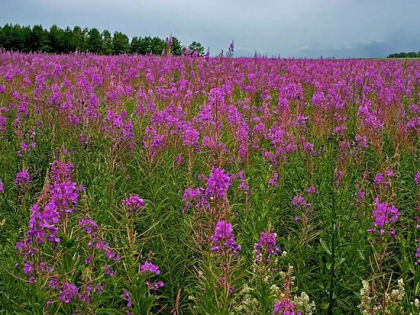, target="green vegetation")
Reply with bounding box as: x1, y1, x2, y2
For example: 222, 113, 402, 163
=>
0, 23, 205, 56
